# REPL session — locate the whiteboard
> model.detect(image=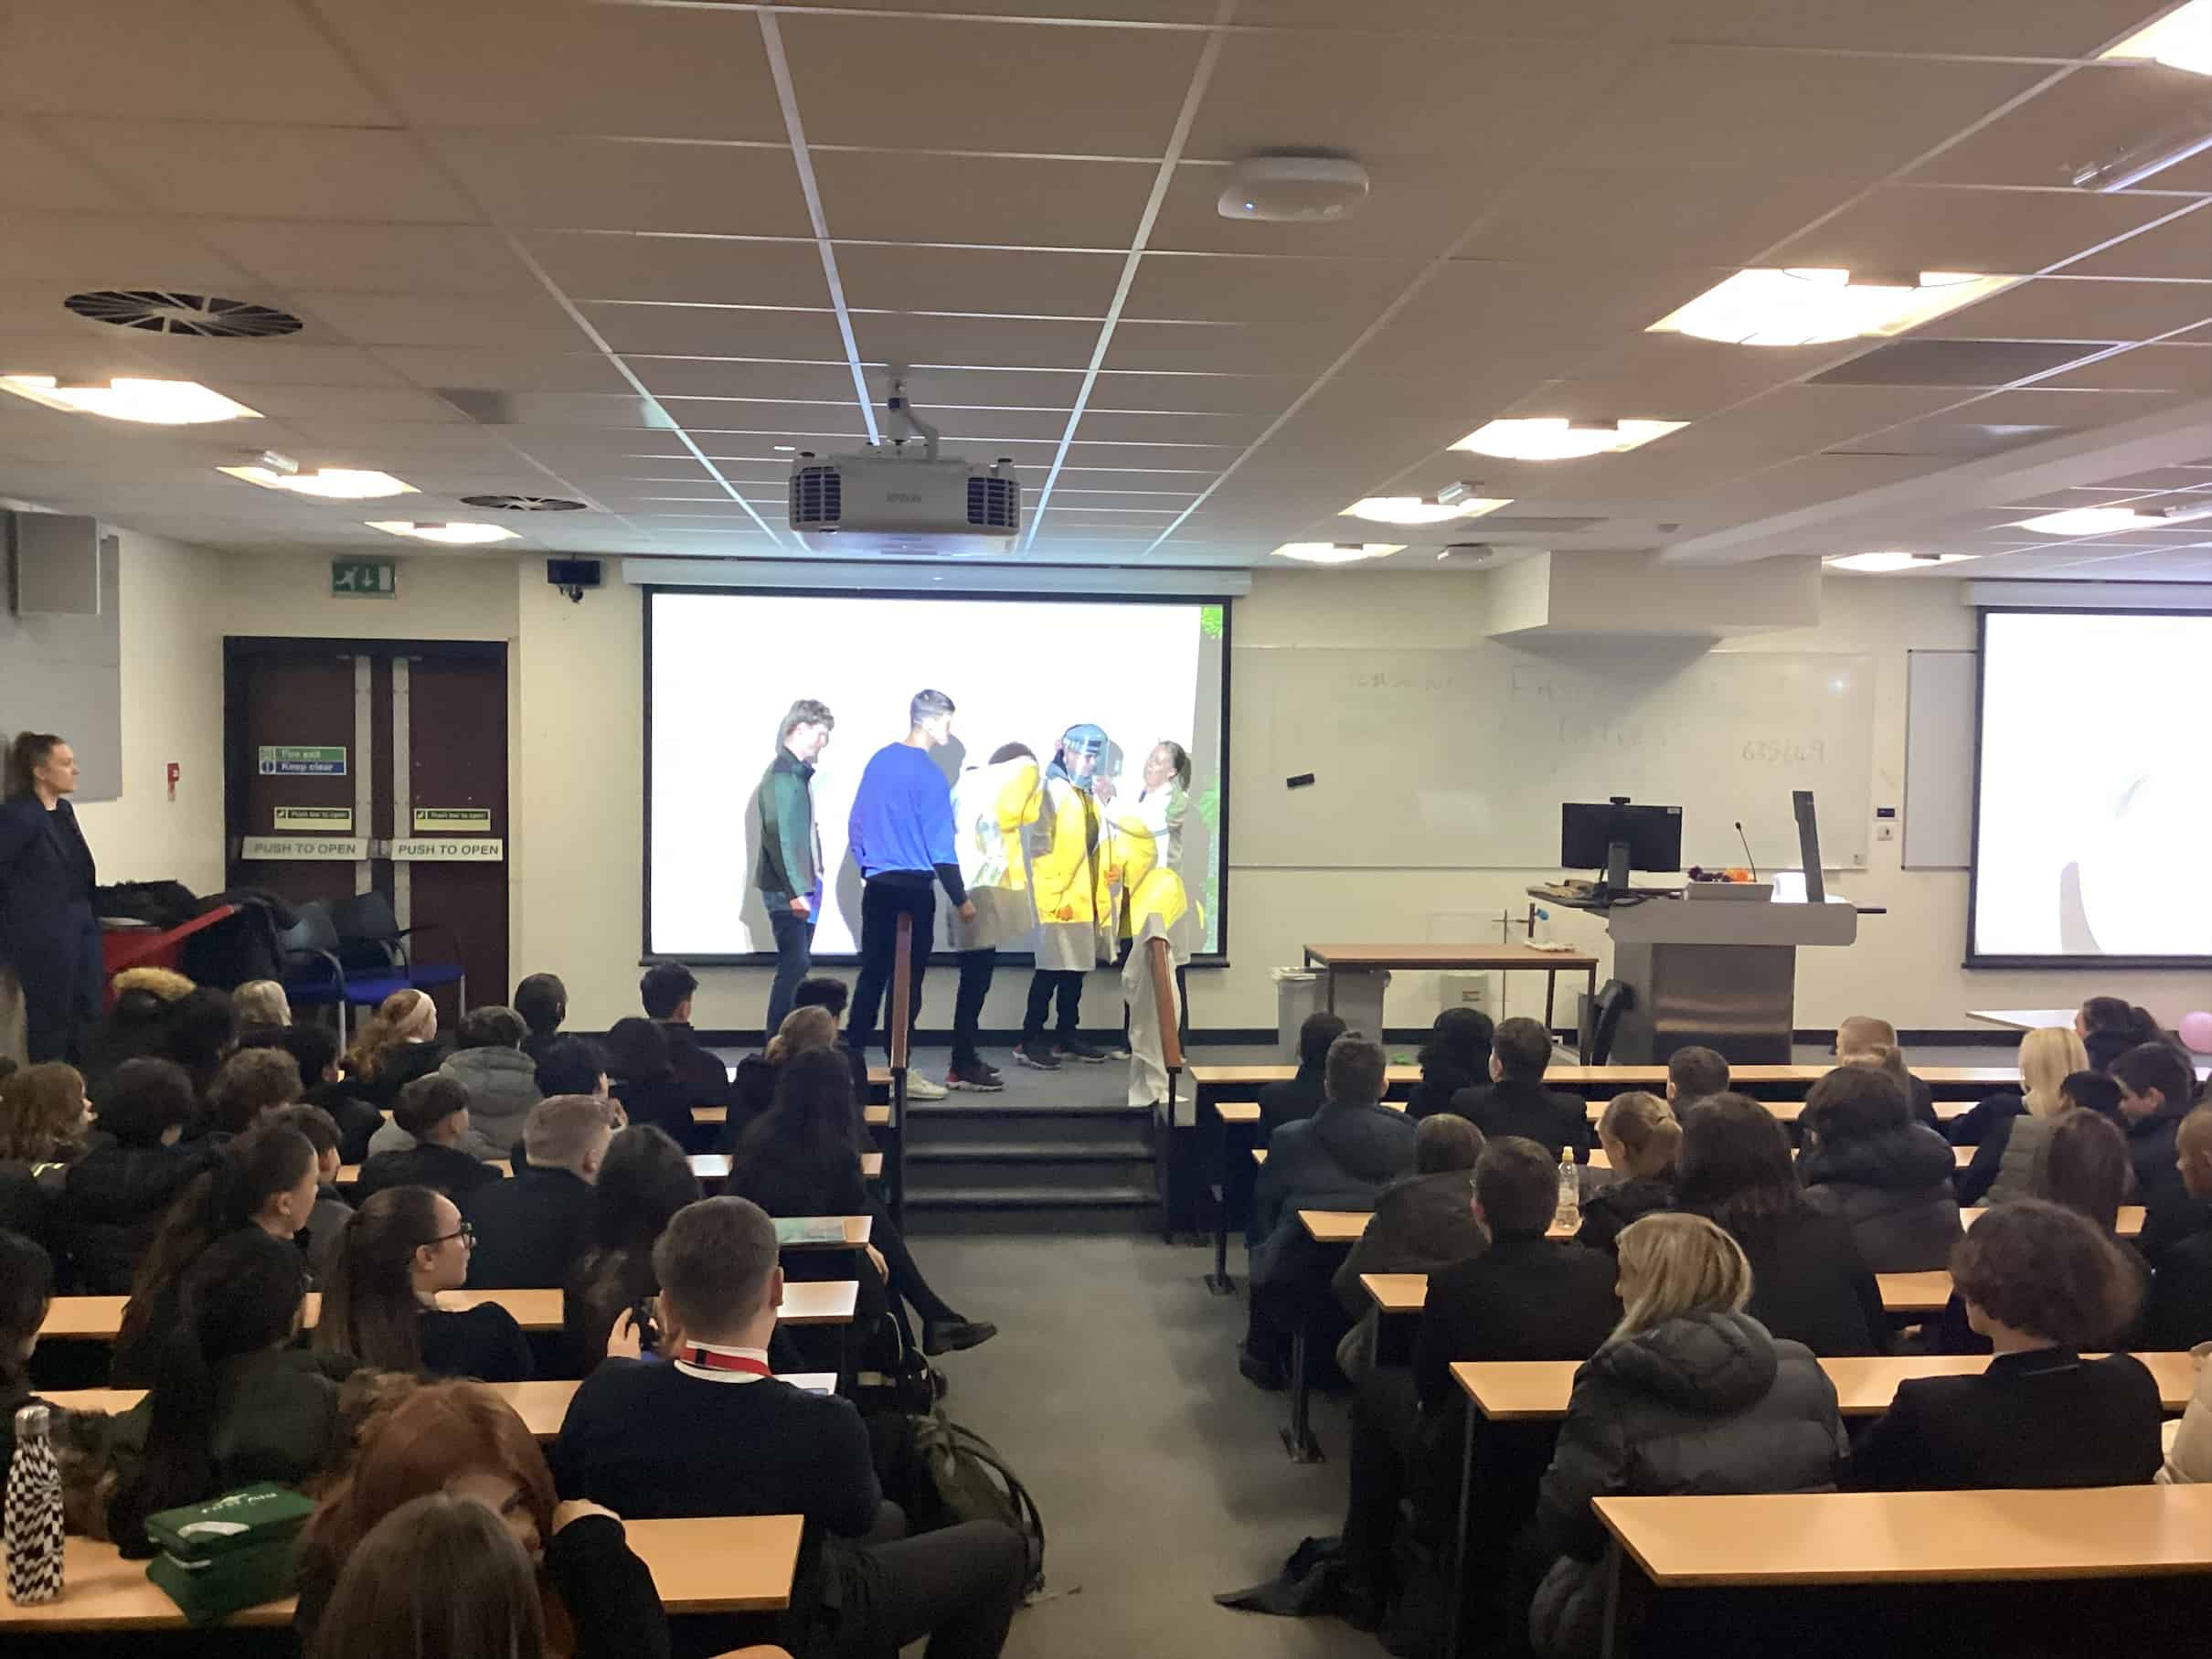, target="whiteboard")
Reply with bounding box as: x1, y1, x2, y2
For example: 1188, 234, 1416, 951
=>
1230, 643, 1872, 871
1903, 649, 1974, 870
